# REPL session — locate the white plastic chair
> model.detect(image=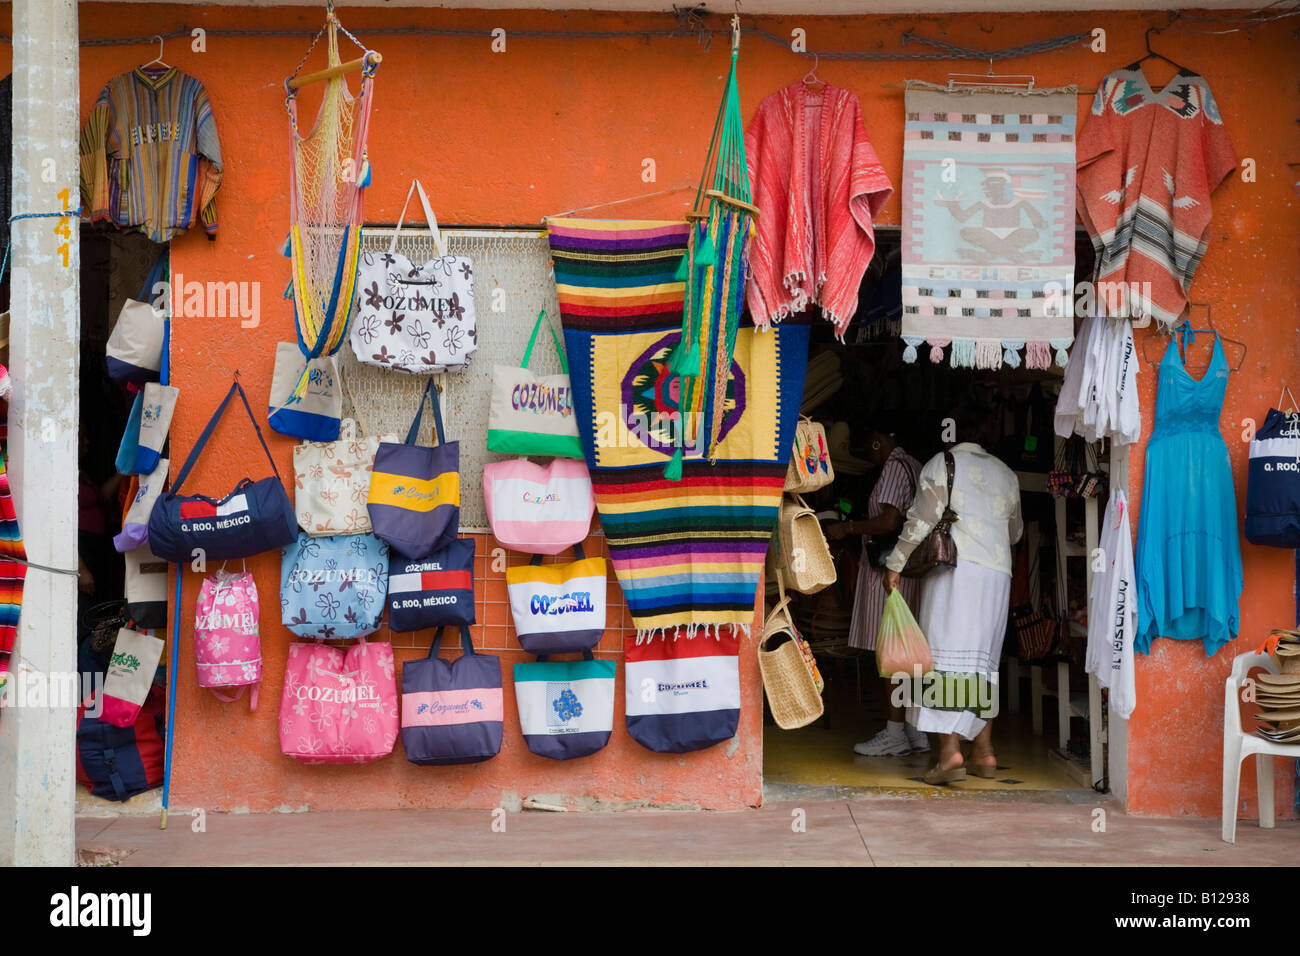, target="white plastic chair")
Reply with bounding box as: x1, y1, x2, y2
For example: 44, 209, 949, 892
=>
1222, 651, 1299, 843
